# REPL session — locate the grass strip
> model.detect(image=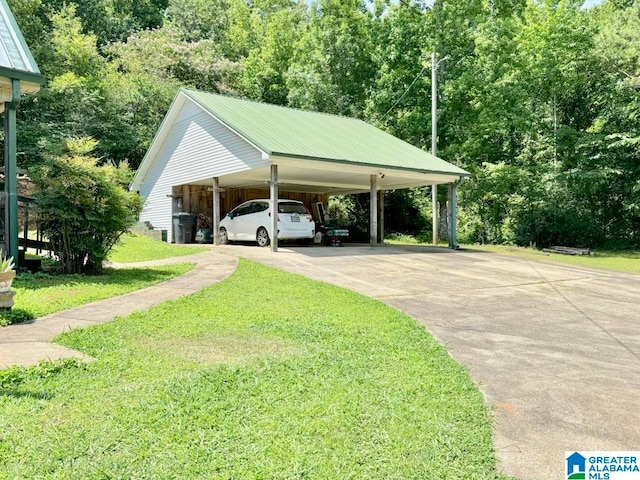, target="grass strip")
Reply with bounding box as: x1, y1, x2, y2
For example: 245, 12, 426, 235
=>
464, 244, 640, 275
386, 235, 639, 275
1, 264, 194, 326
109, 233, 207, 263
0, 259, 505, 479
